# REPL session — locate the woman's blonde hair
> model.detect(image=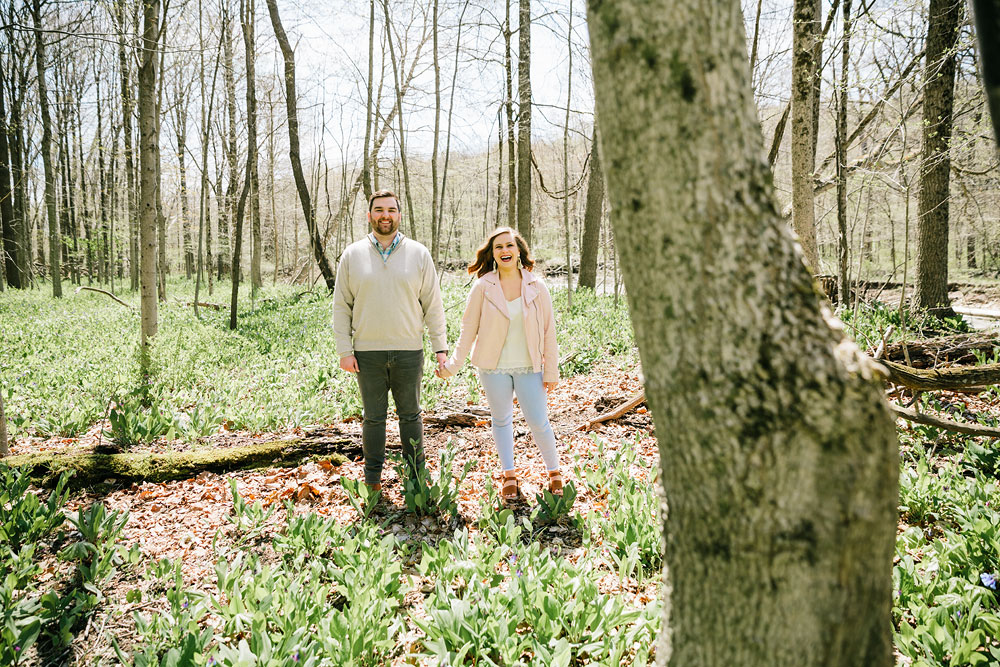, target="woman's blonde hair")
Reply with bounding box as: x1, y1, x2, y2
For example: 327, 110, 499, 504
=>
467, 227, 535, 277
